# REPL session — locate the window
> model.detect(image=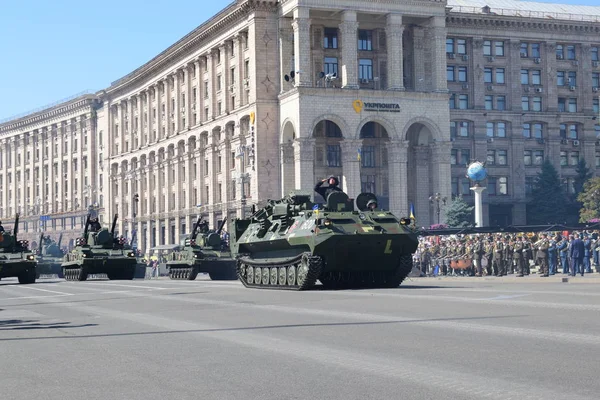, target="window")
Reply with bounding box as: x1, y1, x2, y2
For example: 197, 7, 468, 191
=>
361, 146, 376, 168
564, 177, 576, 194
557, 71, 566, 86
567, 45, 576, 60
458, 66, 467, 82
568, 71, 577, 86
524, 150, 532, 166
324, 57, 338, 76
451, 149, 457, 165
560, 151, 568, 166
323, 28, 338, 49
558, 98, 566, 112
495, 96, 505, 111
592, 47, 599, 62
461, 178, 471, 195
596, 124, 600, 139
520, 43, 528, 58
521, 42, 540, 58
217, 74, 222, 91
495, 41, 505, 56
532, 97, 542, 112
447, 38, 466, 54
596, 151, 600, 168
487, 150, 496, 165
486, 122, 506, 138
361, 175, 376, 194
593, 73, 599, 88
484, 68, 492, 83
358, 59, 373, 80
521, 69, 529, 85
495, 68, 505, 84
531, 70, 541, 85
523, 123, 543, 139
496, 177, 508, 195
570, 151, 579, 166
446, 38, 454, 54
230, 67, 236, 85
327, 145, 341, 167
485, 96, 493, 110
451, 177, 459, 196
534, 150, 544, 165
447, 66, 455, 82
568, 98, 577, 113
450, 121, 470, 138
483, 41, 491, 56
531, 43, 540, 58
525, 177, 535, 195
358, 30, 373, 51
458, 94, 468, 109
556, 44, 564, 59
522, 96, 529, 111
594, 99, 599, 114
487, 150, 507, 166
488, 177, 497, 195
451, 149, 470, 165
